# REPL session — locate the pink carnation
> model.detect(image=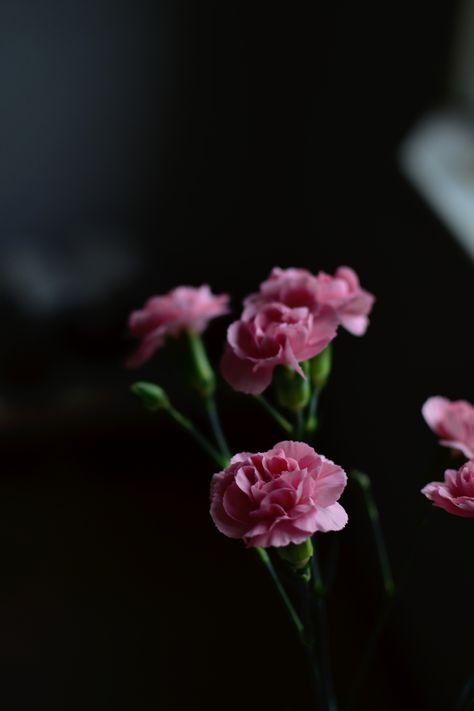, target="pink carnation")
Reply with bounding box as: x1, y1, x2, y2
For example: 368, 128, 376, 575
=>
127, 285, 229, 368
210, 440, 348, 547
422, 396, 474, 459
221, 302, 338, 394
421, 460, 474, 517
314, 267, 375, 336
